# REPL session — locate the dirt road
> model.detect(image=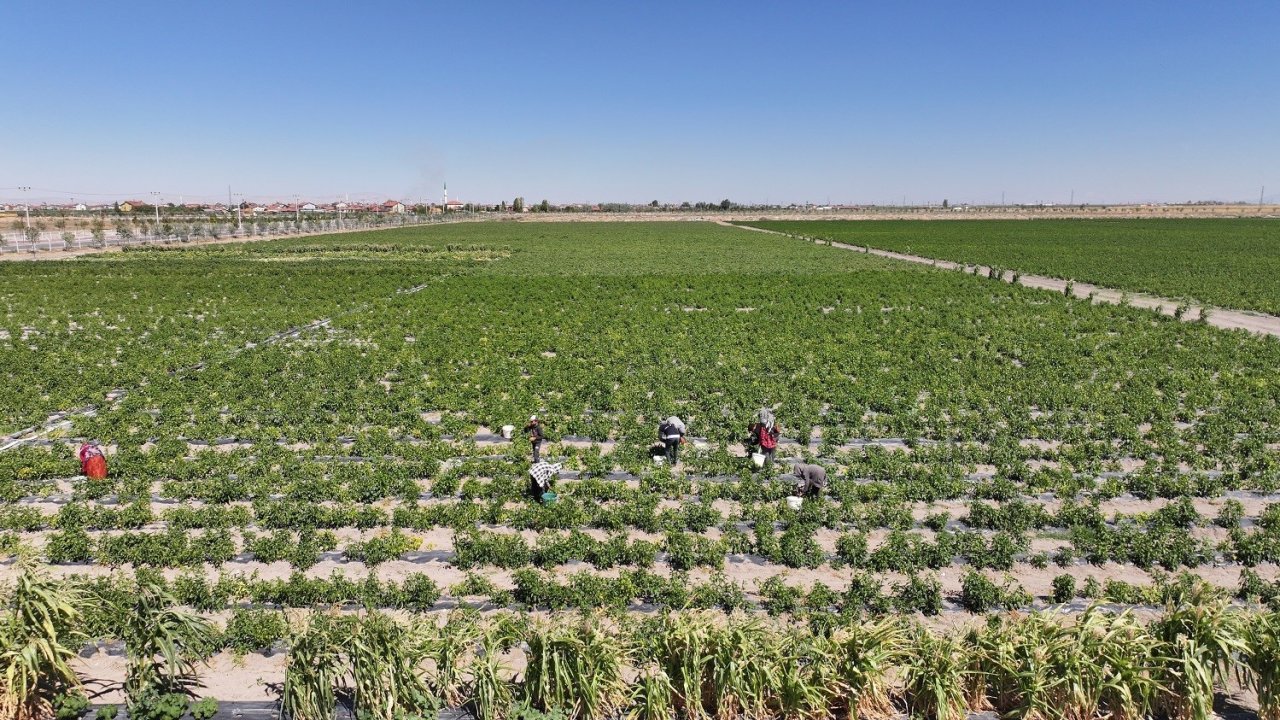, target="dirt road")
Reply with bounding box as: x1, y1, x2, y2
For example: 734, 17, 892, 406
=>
724, 221, 1280, 339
